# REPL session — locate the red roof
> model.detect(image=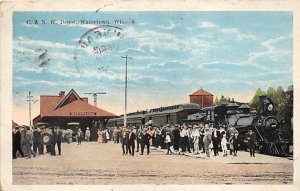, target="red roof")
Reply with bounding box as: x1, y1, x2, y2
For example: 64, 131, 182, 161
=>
47, 100, 115, 117
189, 89, 213, 96
39, 89, 115, 118
40, 96, 63, 117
